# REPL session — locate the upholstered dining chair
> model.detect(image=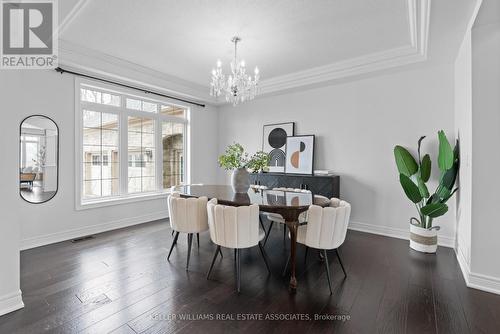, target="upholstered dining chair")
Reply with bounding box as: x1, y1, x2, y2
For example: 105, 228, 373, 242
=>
260, 188, 312, 246
283, 198, 351, 294
206, 199, 271, 293
169, 184, 204, 239
167, 193, 209, 270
